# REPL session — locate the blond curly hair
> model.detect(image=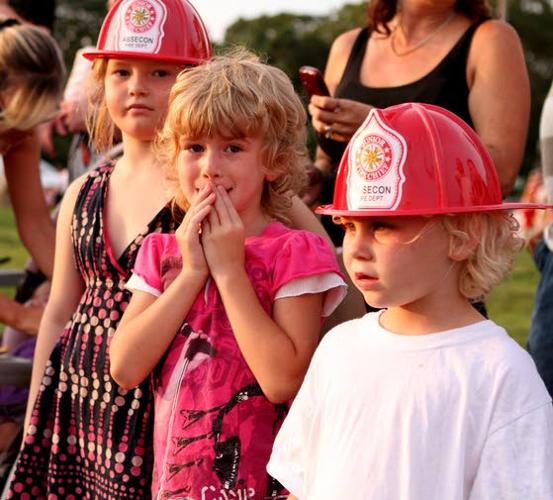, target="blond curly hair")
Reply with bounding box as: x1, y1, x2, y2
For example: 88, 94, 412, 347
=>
156, 48, 309, 222
440, 212, 523, 300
